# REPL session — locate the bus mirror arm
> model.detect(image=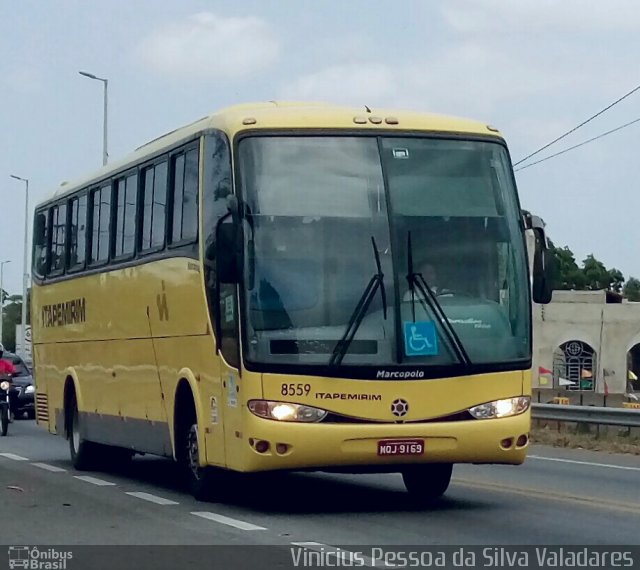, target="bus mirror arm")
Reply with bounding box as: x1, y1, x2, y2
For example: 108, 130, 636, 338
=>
214, 215, 243, 284
227, 195, 240, 224
532, 227, 554, 305
523, 211, 553, 304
